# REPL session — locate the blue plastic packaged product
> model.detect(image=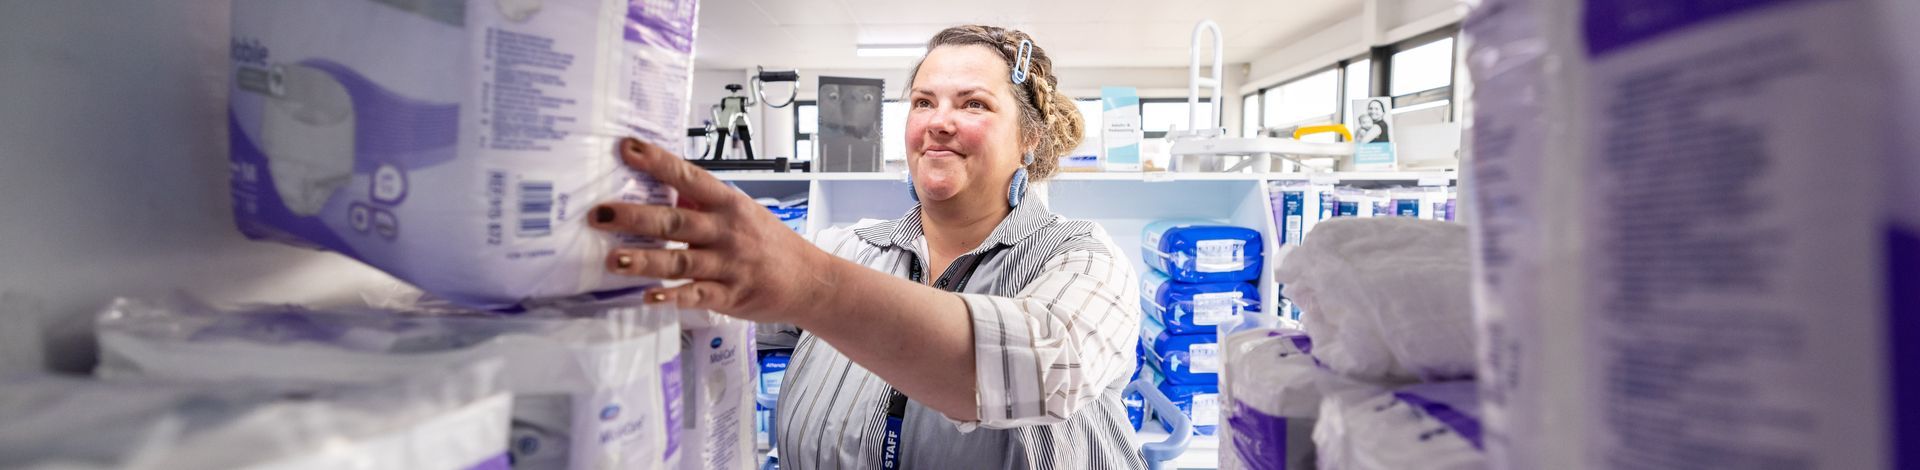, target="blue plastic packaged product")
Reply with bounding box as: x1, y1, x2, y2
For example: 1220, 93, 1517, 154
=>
1151, 374, 1220, 436
1141, 220, 1263, 283
1141, 319, 1218, 385
1140, 269, 1257, 335
756, 350, 789, 447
